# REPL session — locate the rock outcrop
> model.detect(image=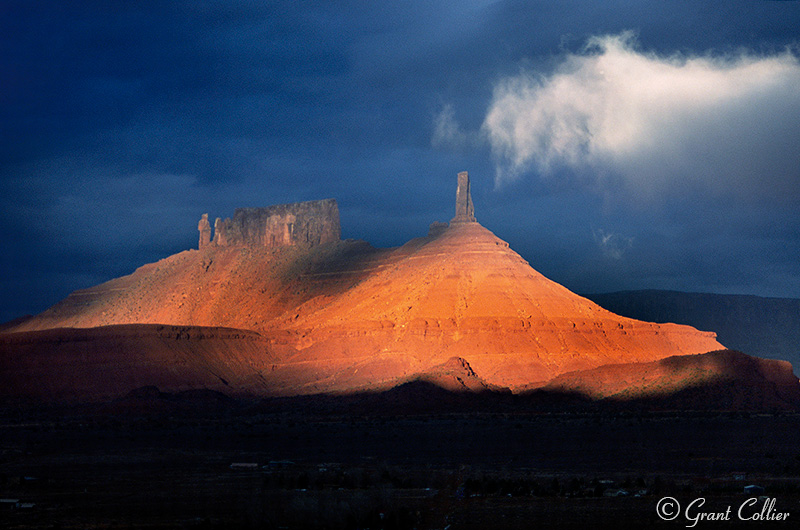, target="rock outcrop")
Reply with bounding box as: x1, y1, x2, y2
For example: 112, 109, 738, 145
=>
204, 199, 340, 249
428, 221, 449, 237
